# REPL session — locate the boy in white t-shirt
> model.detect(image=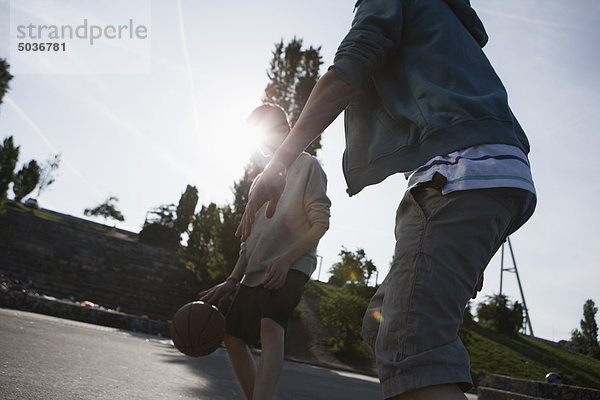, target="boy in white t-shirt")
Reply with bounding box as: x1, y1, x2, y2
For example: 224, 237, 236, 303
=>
201, 104, 330, 400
